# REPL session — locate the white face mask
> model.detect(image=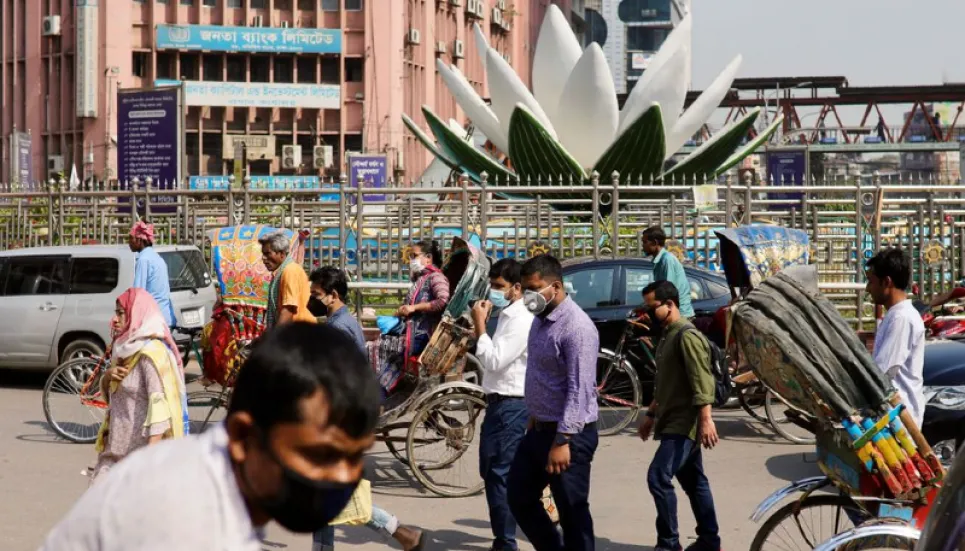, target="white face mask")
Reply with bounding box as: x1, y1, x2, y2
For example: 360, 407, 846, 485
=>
409, 256, 424, 273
